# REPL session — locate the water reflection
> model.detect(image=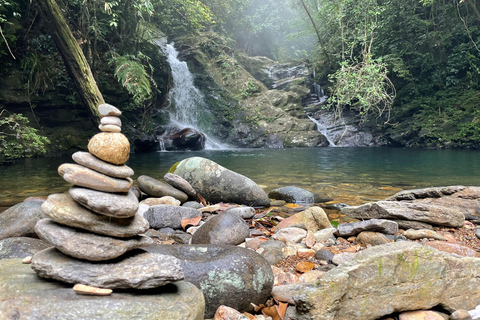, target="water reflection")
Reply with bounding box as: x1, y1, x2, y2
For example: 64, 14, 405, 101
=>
1, 147, 479, 210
